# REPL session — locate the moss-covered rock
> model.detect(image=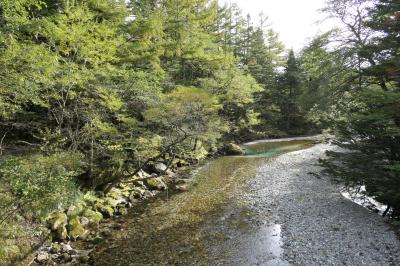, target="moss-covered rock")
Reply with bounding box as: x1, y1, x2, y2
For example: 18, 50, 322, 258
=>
61, 252, 72, 262
224, 143, 244, 155
48, 212, 68, 240
66, 203, 85, 218
57, 226, 68, 240
105, 197, 124, 208
82, 209, 103, 225
94, 202, 114, 218
145, 177, 167, 191
83, 192, 102, 206
79, 254, 90, 263
67, 216, 88, 240
49, 212, 67, 231
108, 188, 123, 200
116, 206, 128, 216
